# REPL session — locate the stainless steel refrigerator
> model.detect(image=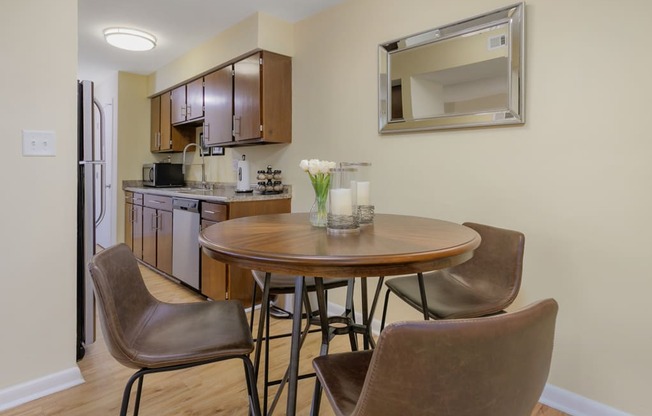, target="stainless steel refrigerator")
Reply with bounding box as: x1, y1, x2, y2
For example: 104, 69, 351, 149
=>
76, 80, 106, 360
